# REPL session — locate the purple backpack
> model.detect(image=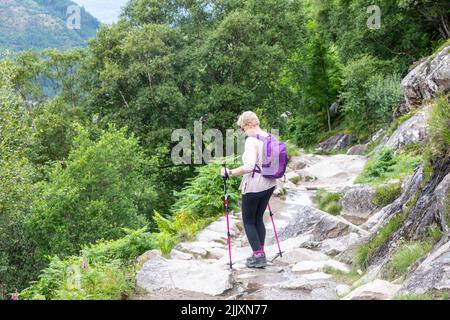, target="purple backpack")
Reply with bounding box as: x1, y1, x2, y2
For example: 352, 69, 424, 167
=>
252, 134, 289, 179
